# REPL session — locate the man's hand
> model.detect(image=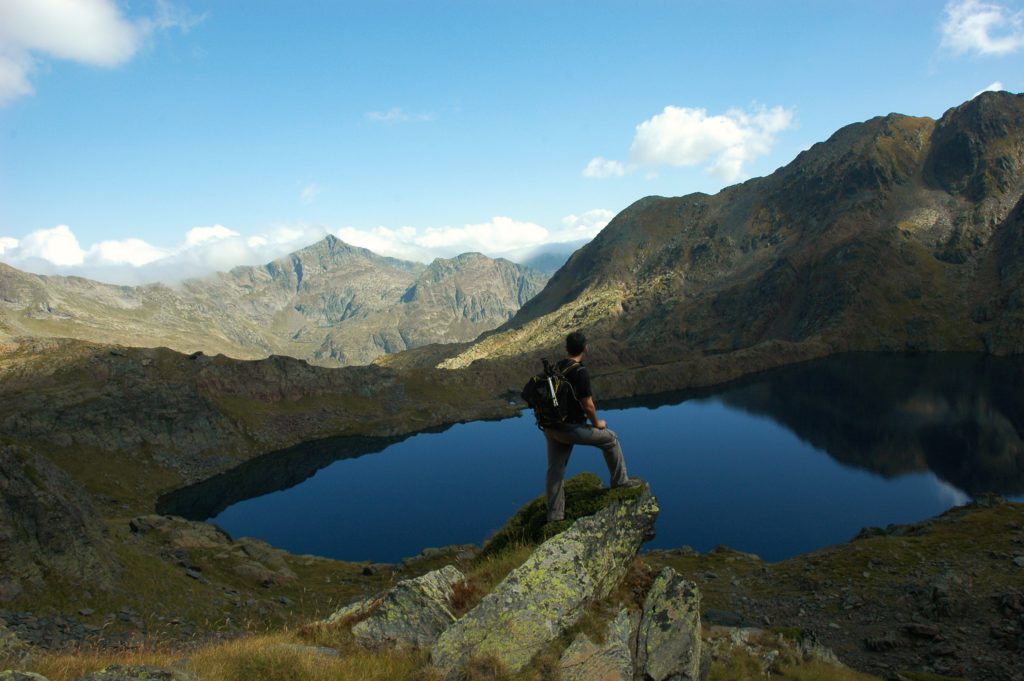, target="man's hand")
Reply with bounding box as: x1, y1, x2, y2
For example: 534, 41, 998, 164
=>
593, 418, 607, 430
